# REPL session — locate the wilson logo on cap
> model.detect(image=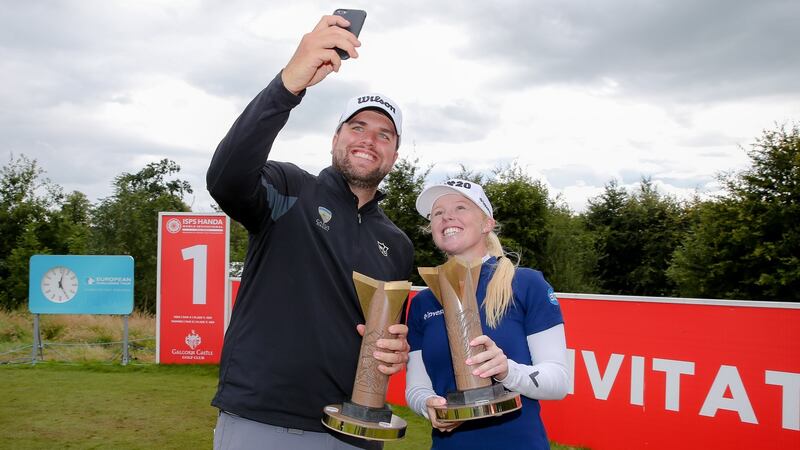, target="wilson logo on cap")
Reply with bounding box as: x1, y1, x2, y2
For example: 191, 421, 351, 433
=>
357, 95, 397, 113
338, 92, 403, 137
